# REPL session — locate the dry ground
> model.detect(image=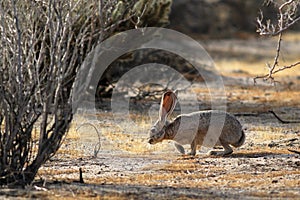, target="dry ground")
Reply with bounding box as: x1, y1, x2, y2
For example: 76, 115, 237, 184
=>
1, 33, 300, 199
